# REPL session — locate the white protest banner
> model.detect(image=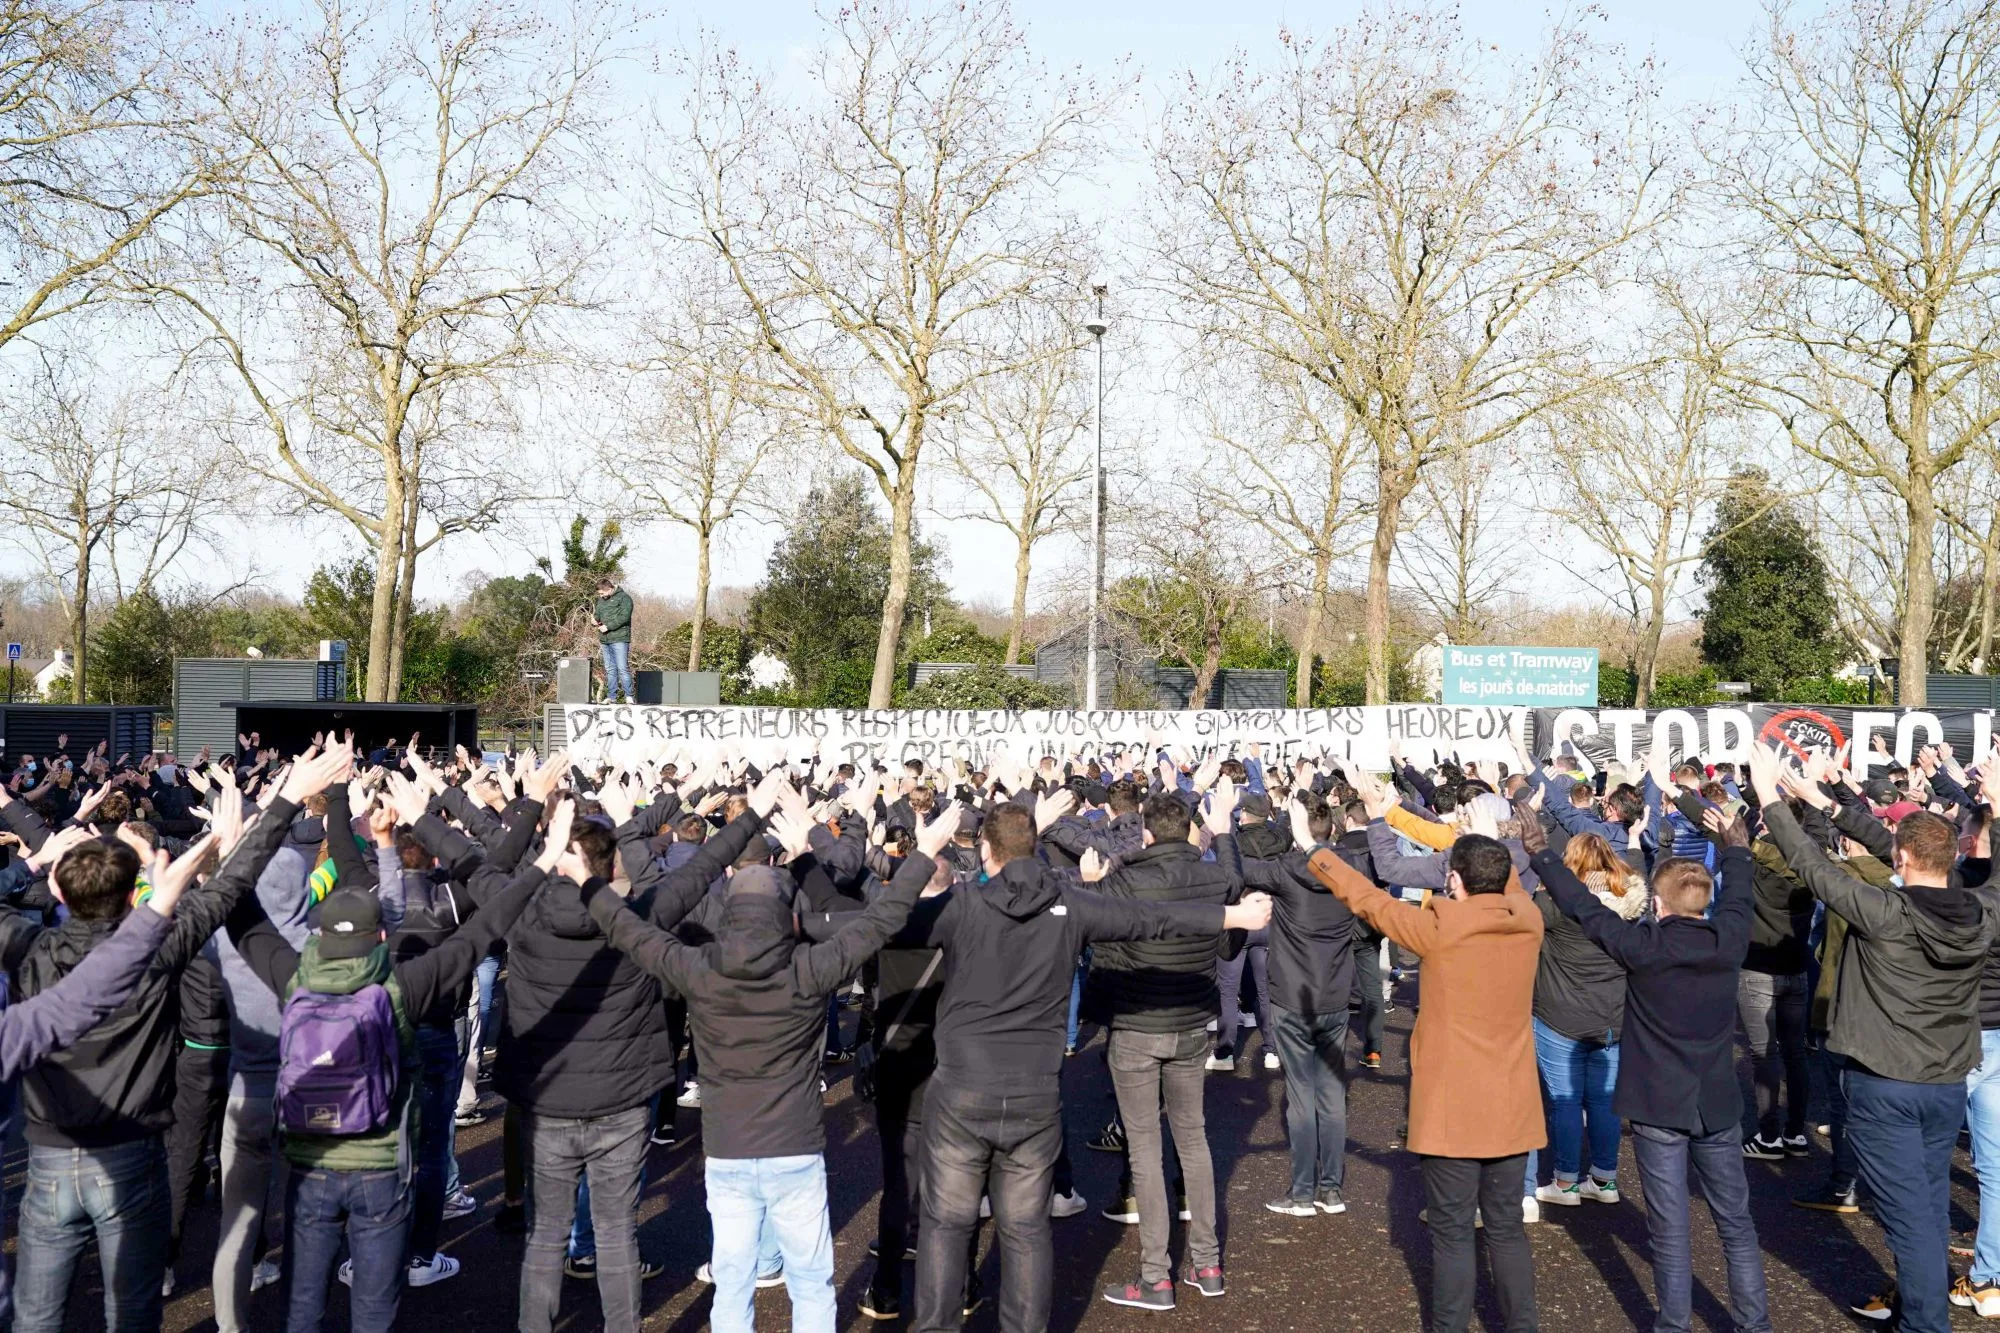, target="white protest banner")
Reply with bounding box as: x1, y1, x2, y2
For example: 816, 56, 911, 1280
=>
558, 704, 1527, 772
